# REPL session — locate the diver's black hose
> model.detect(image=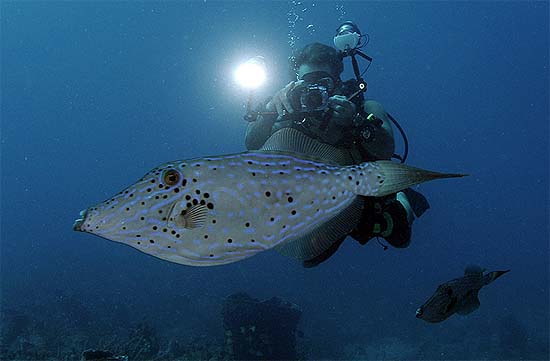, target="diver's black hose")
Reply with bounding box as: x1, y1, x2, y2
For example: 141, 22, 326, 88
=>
386, 112, 409, 163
